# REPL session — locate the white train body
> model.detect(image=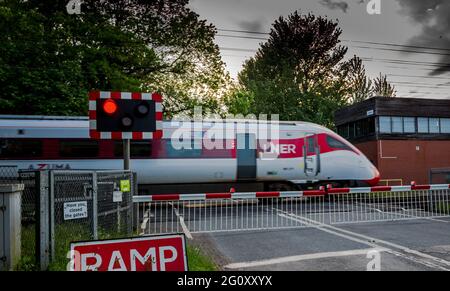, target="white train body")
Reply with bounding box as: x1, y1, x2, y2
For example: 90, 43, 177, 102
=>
0, 115, 380, 189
